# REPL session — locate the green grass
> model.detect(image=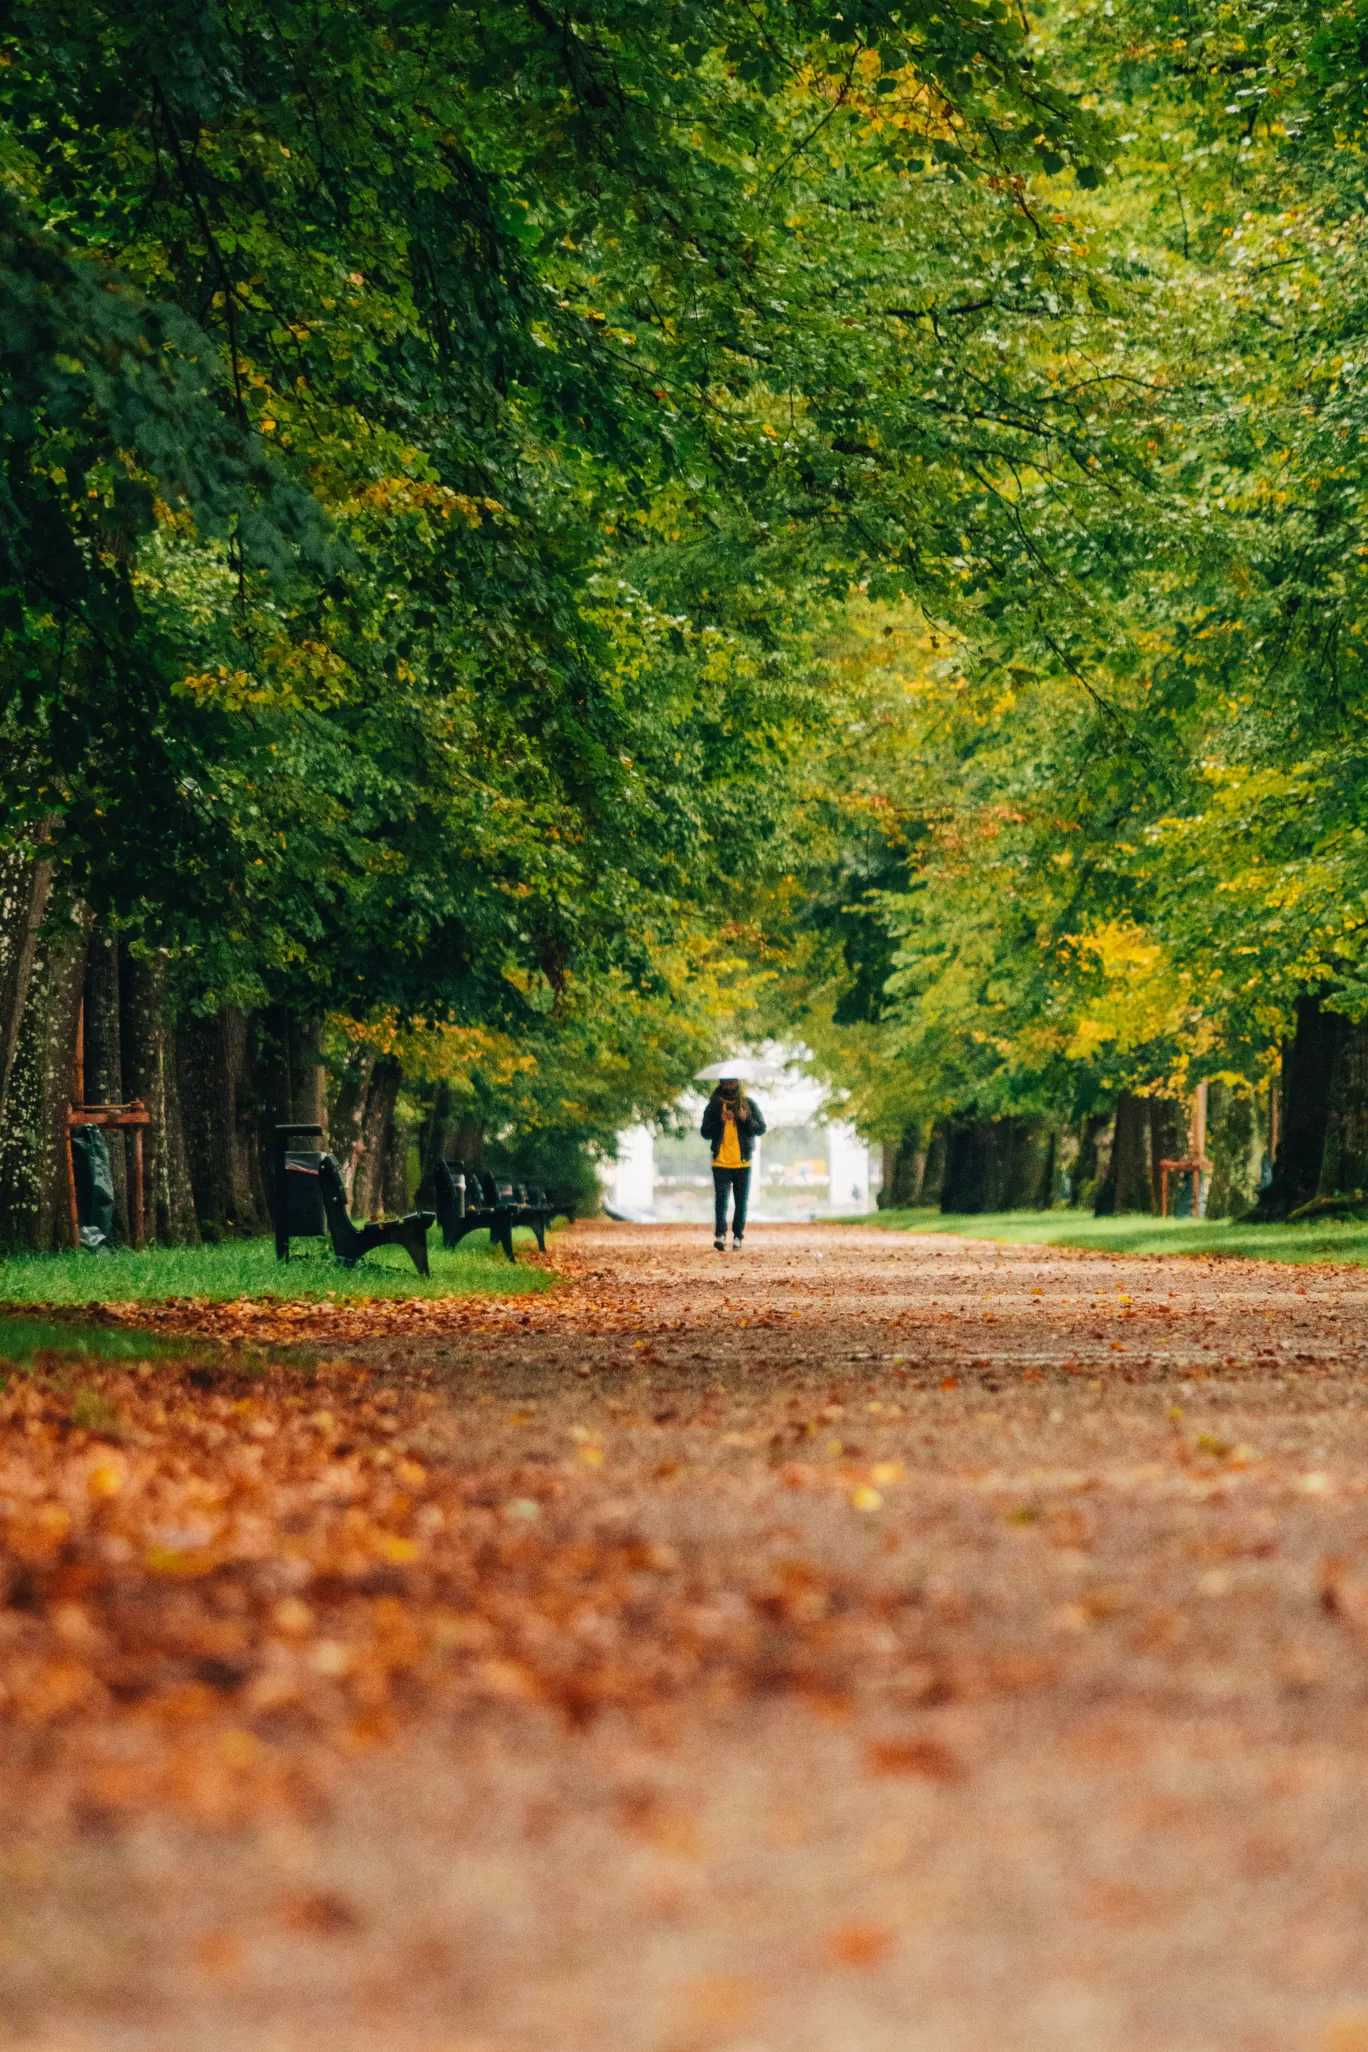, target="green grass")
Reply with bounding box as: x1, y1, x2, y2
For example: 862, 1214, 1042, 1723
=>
838, 1206, 1368, 1267
0, 1314, 226, 1366
0, 1229, 556, 1307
